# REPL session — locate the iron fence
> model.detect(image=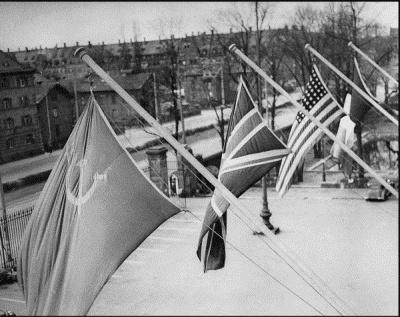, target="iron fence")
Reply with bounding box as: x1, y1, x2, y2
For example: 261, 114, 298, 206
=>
0, 206, 34, 270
